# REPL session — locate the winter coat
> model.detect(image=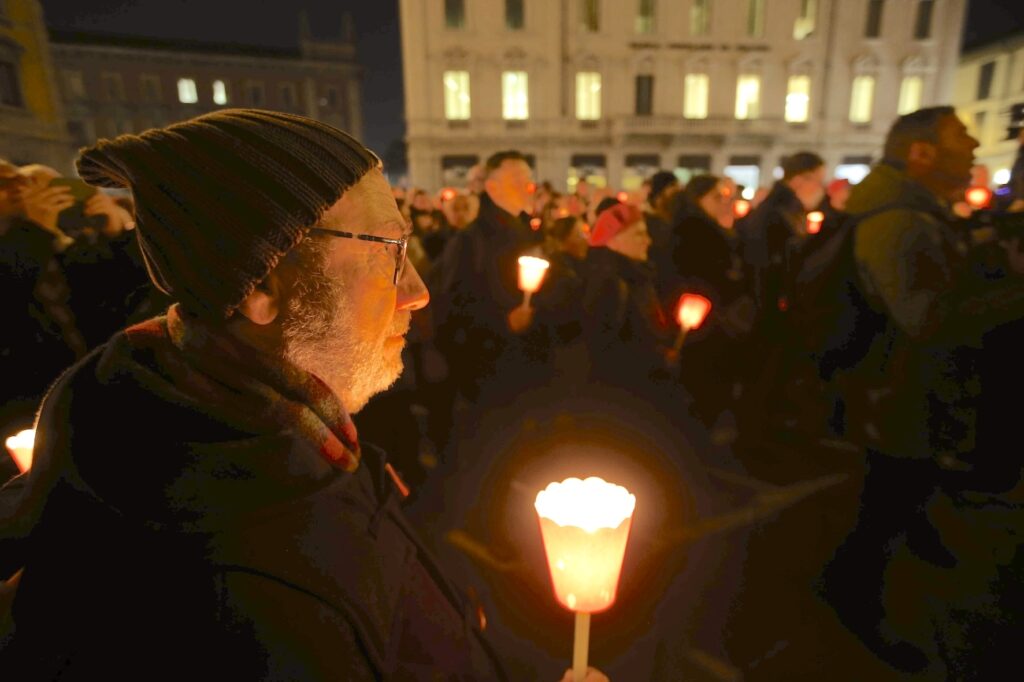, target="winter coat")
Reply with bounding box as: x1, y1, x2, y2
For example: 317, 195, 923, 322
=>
581, 247, 671, 387
0, 309, 505, 681
849, 162, 1024, 462
429, 192, 541, 399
